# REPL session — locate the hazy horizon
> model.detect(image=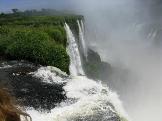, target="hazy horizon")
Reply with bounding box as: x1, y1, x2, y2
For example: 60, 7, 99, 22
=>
1, 0, 162, 121
0, 0, 75, 12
